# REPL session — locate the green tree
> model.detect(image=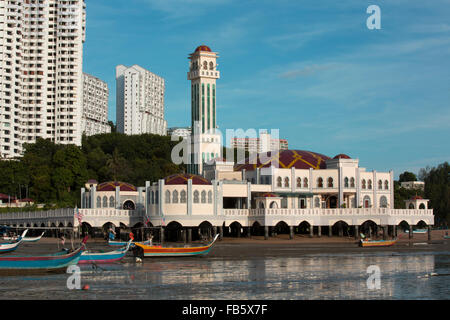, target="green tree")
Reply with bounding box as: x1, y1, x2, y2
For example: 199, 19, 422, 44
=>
399, 171, 417, 182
